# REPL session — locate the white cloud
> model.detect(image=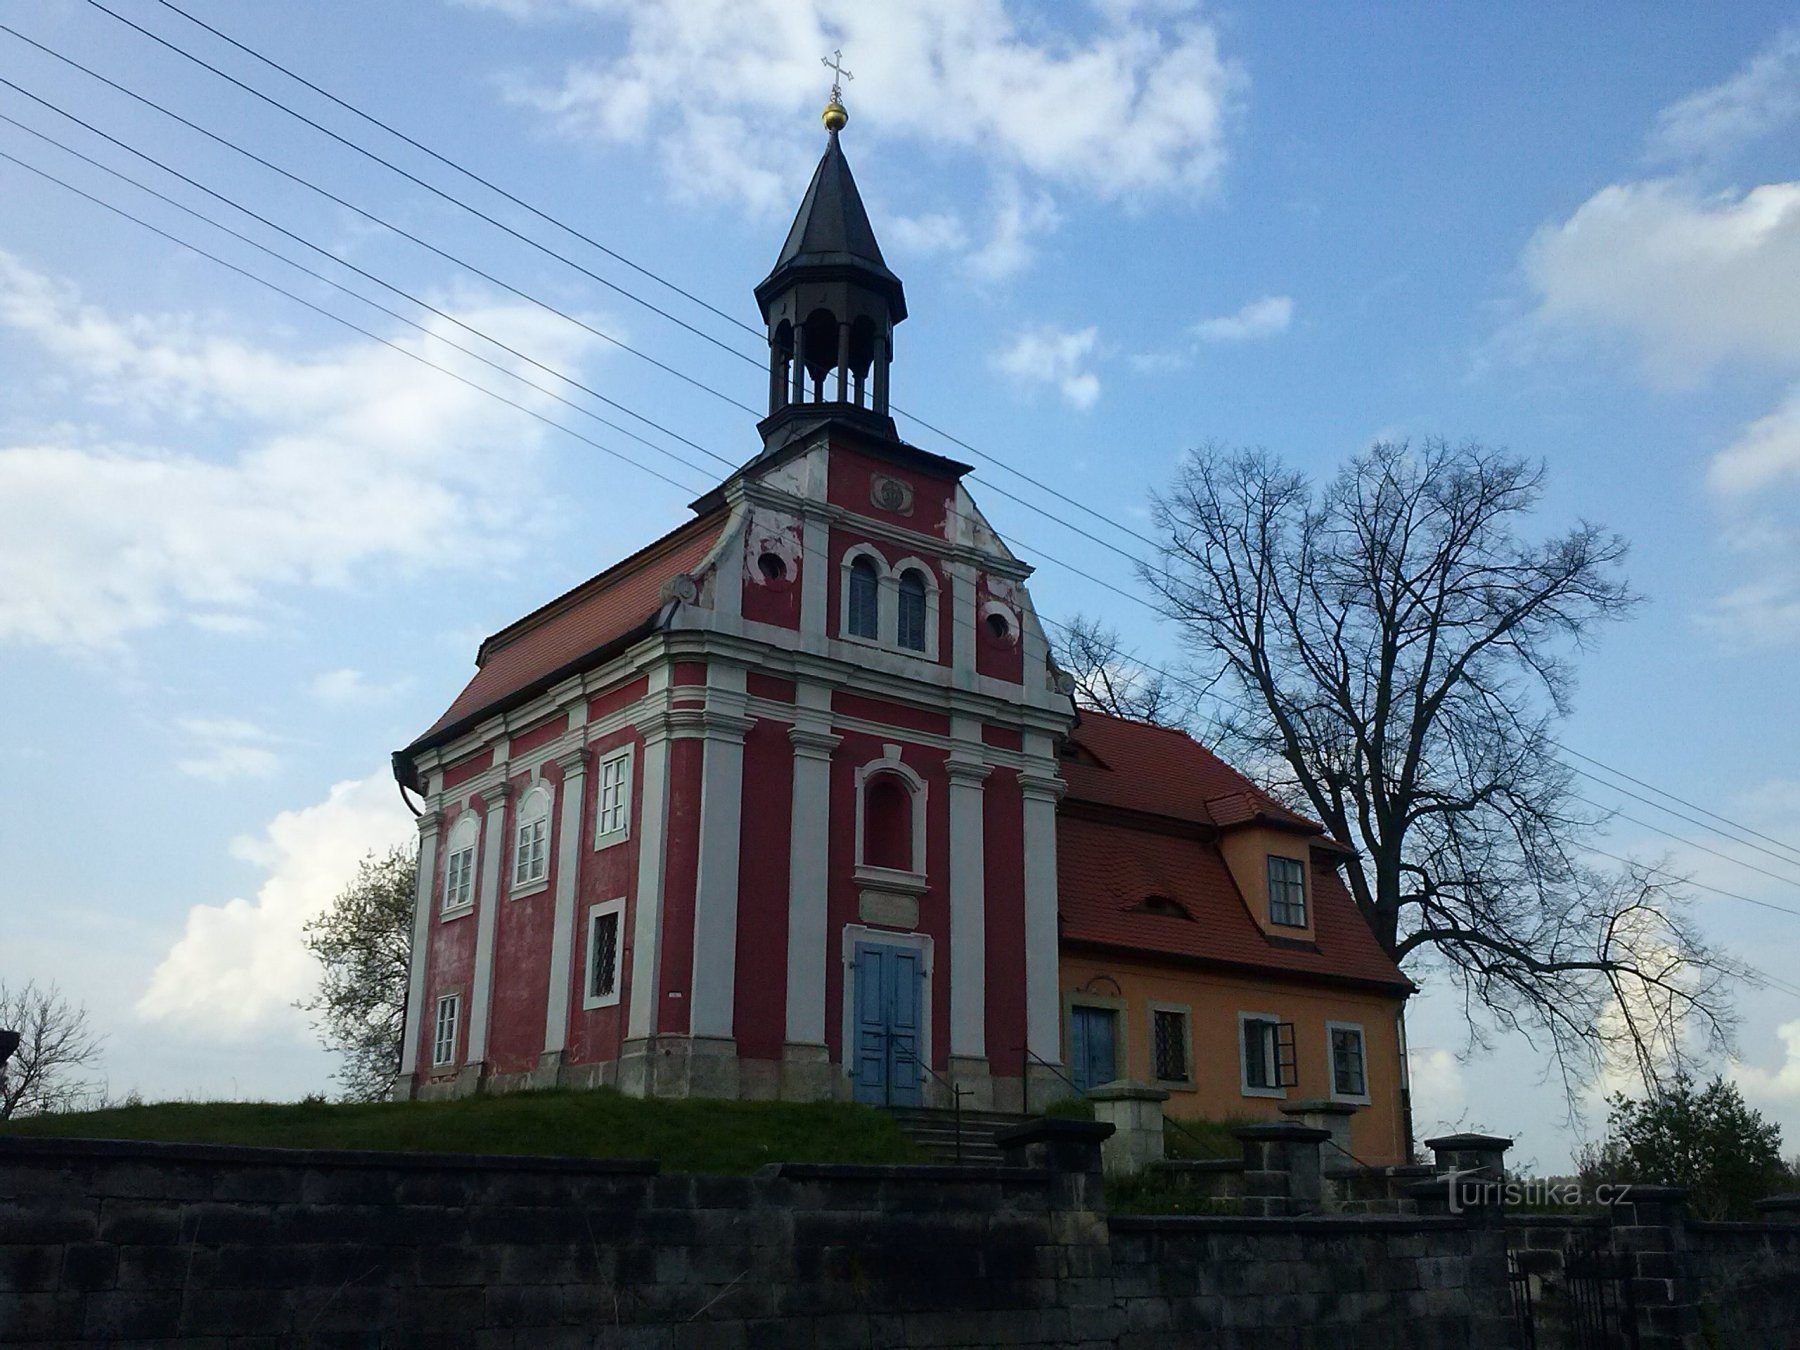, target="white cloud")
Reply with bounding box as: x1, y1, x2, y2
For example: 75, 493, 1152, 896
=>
308, 667, 411, 706
1649, 28, 1800, 163
1523, 180, 1800, 387
493, 0, 1242, 274
962, 180, 1062, 283
1710, 385, 1800, 494
994, 324, 1102, 410
885, 210, 968, 257
1191, 294, 1294, 343
1731, 1018, 1800, 1105
138, 771, 415, 1034
1406, 1046, 1467, 1133
0, 252, 599, 651
175, 715, 281, 784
